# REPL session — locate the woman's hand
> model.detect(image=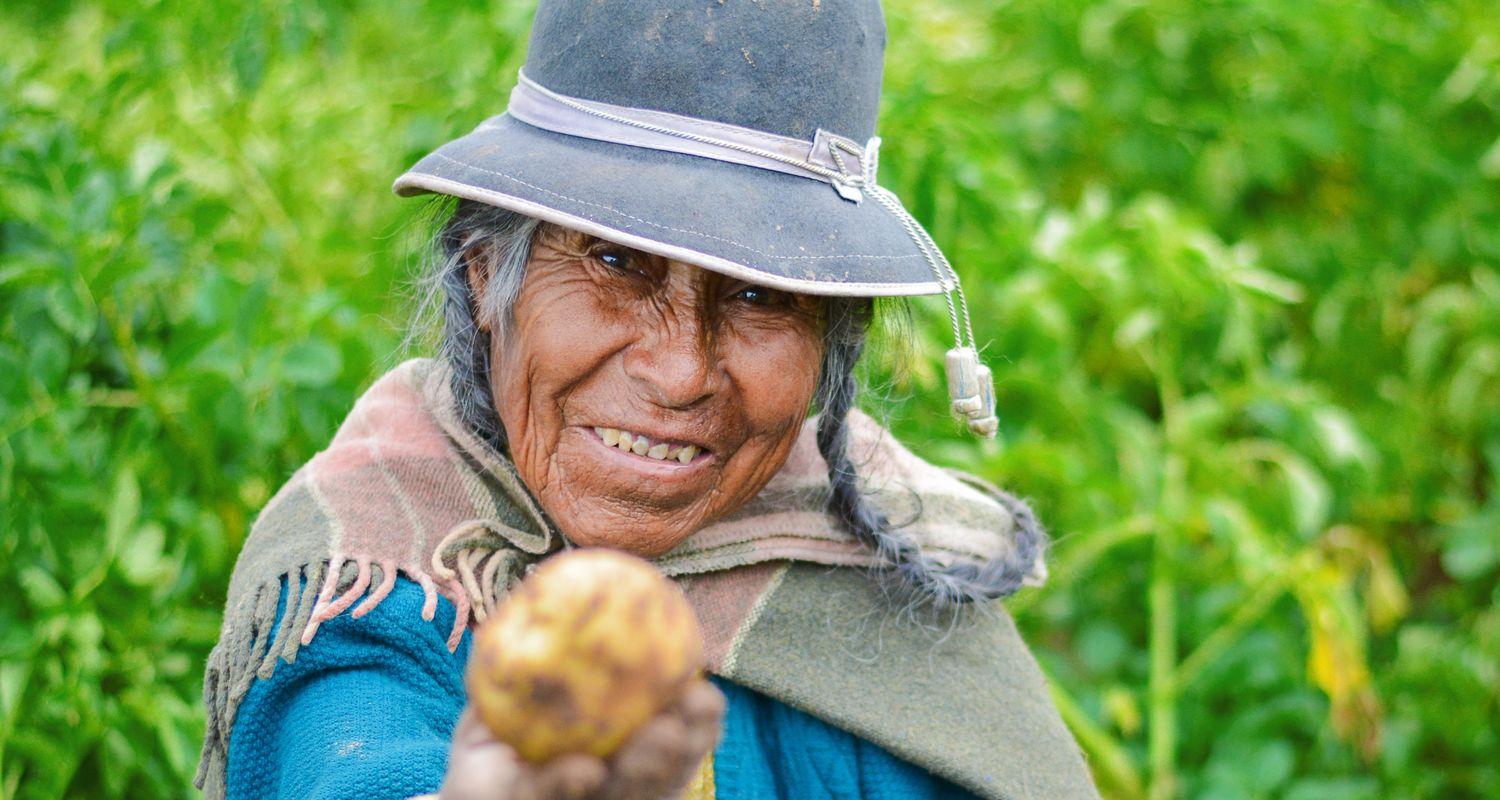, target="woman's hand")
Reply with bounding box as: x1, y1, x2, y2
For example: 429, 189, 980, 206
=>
438, 678, 725, 800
